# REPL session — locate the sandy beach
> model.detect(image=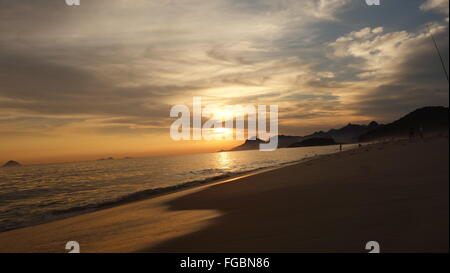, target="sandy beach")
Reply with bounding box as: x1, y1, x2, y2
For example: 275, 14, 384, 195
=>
0, 137, 448, 253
